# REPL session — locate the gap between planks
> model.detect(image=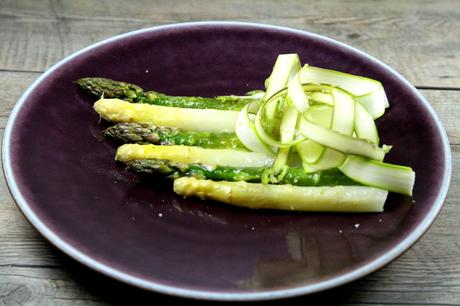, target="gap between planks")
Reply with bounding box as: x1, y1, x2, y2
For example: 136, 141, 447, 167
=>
1, 68, 460, 91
